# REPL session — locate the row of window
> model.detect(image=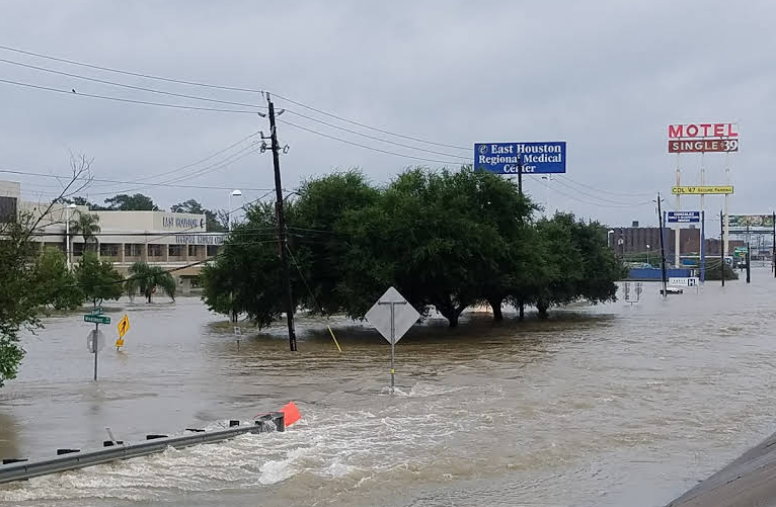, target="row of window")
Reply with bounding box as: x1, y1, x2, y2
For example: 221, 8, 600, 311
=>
70, 243, 220, 258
